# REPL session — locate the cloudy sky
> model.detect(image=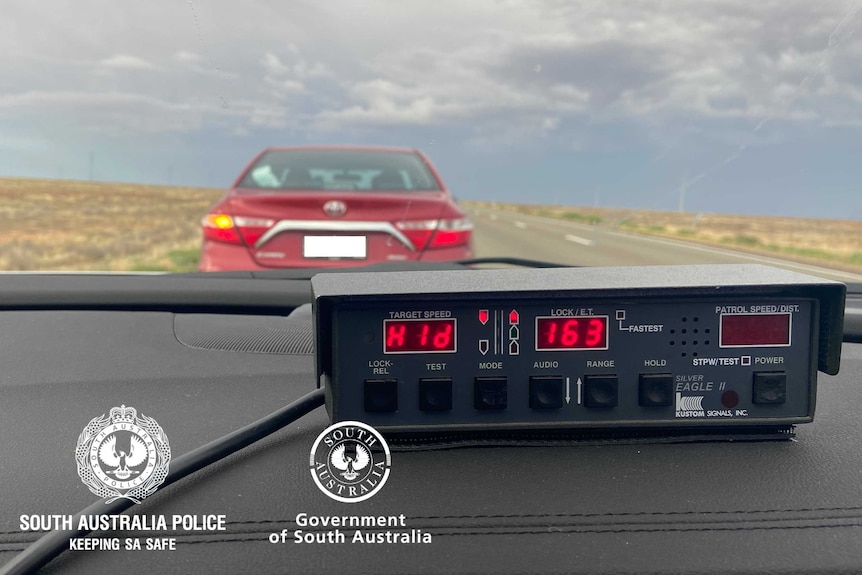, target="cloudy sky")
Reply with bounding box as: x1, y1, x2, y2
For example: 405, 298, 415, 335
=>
2, 0, 862, 218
